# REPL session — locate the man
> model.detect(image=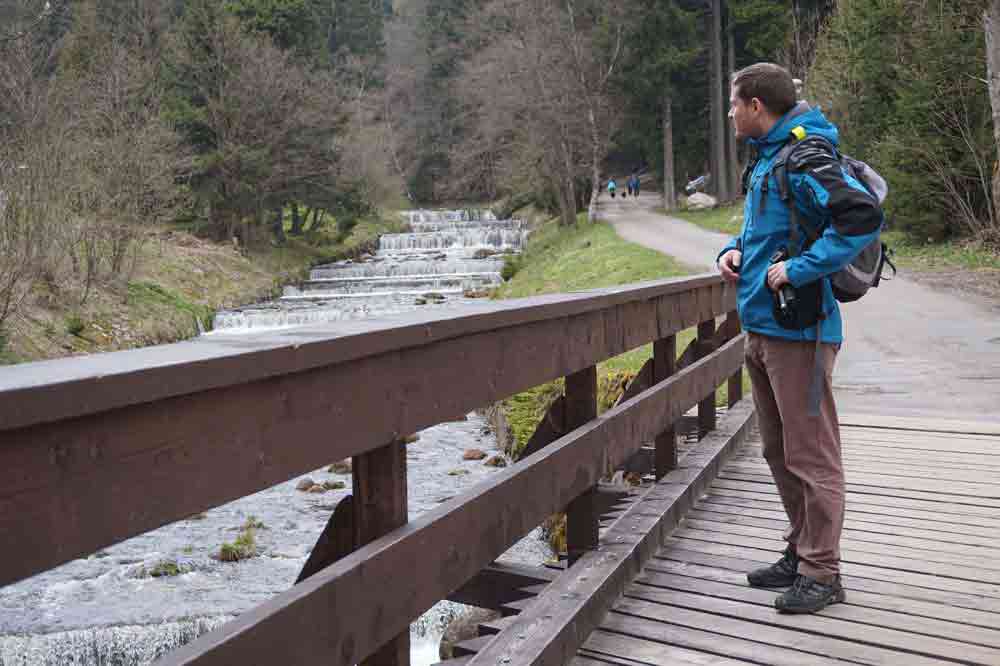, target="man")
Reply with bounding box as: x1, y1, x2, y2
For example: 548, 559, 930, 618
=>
717, 63, 882, 614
